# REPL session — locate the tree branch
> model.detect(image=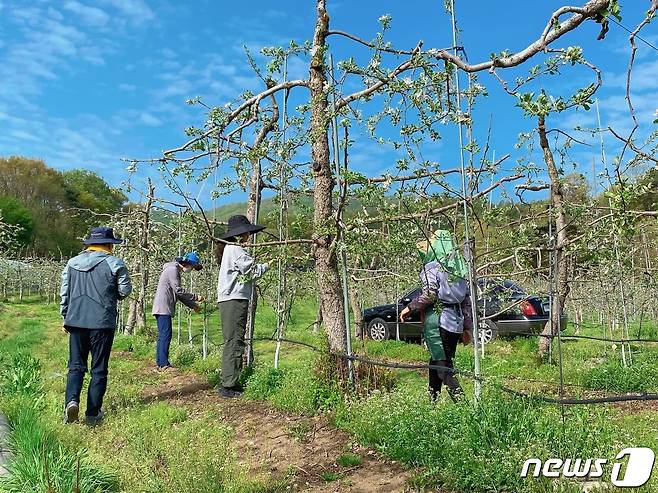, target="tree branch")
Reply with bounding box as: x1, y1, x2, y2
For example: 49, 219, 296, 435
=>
354, 174, 523, 226
163, 79, 309, 155
426, 0, 610, 73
